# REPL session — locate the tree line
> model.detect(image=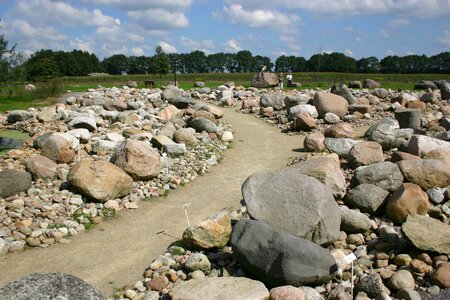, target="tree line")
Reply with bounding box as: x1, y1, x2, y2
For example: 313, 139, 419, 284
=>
0, 34, 449, 82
